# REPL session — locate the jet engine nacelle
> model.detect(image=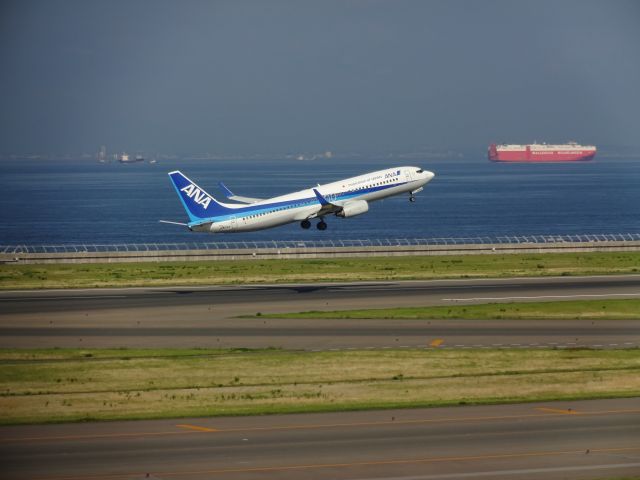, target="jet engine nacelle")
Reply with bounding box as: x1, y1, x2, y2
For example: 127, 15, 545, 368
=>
337, 200, 369, 218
